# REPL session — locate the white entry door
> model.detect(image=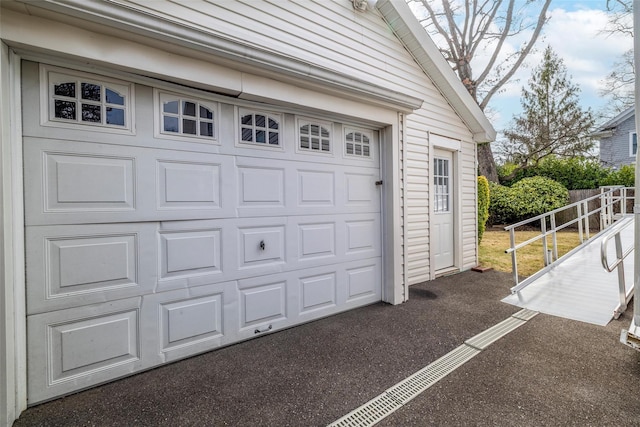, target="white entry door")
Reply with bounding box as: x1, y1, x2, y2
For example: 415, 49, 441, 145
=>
433, 150, 455, 271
